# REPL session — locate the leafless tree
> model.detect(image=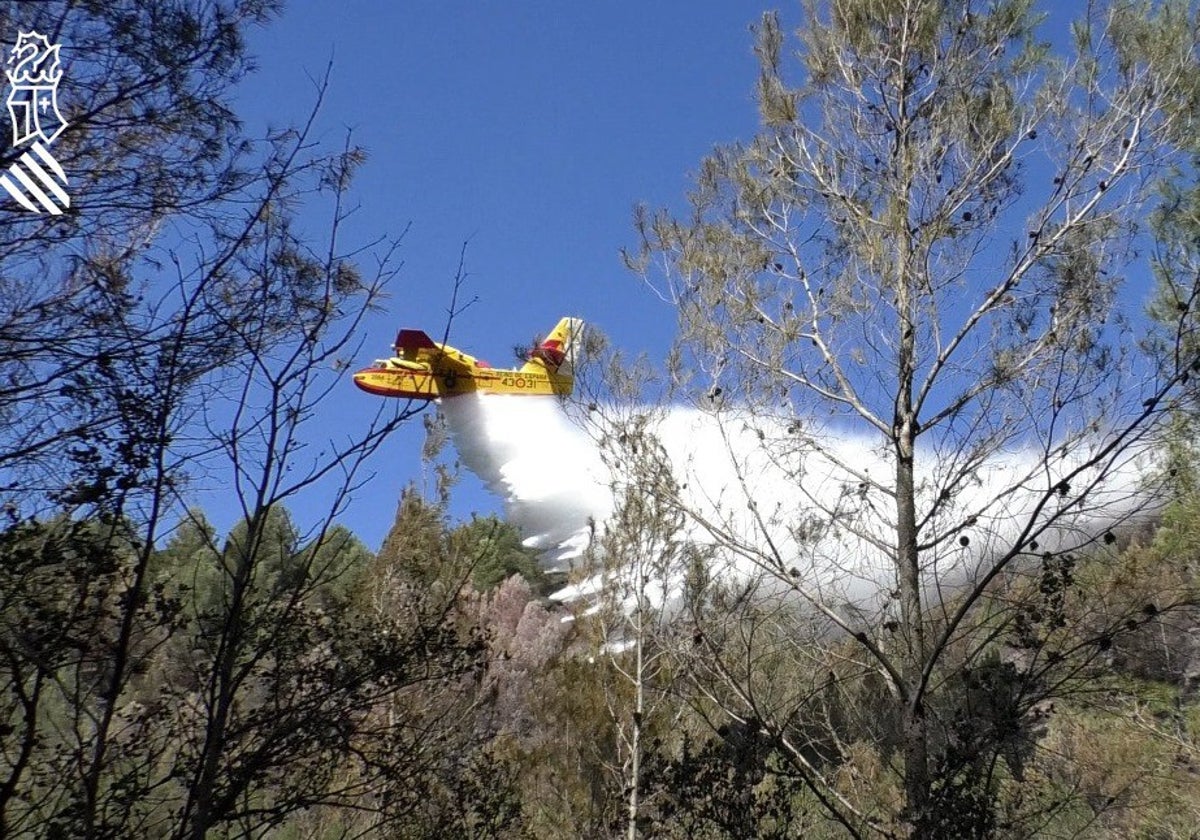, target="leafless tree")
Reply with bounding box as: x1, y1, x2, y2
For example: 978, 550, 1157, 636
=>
0, 3, 502, 834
